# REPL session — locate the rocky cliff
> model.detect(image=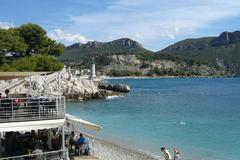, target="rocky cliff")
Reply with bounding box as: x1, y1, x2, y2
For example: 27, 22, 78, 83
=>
159, 31, 240, 75
103, 54, 224, 76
